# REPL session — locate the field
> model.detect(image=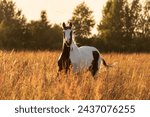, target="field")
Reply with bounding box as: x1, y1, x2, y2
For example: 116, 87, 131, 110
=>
0, 51, 149, 100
